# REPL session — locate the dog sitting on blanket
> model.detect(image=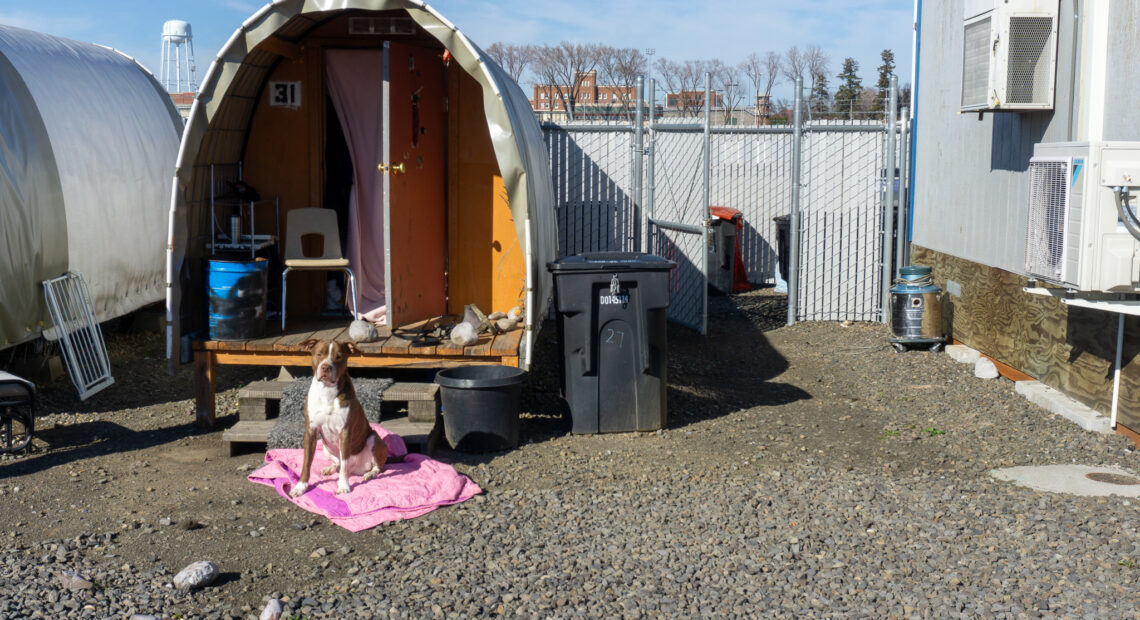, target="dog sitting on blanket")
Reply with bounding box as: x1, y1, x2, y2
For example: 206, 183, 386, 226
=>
289, 339, 389, 497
